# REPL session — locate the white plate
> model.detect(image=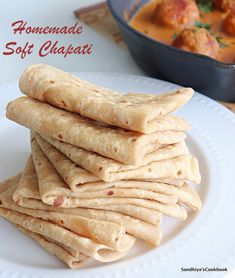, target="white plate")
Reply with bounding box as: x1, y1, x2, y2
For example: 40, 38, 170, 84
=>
0, 73, 235, 278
